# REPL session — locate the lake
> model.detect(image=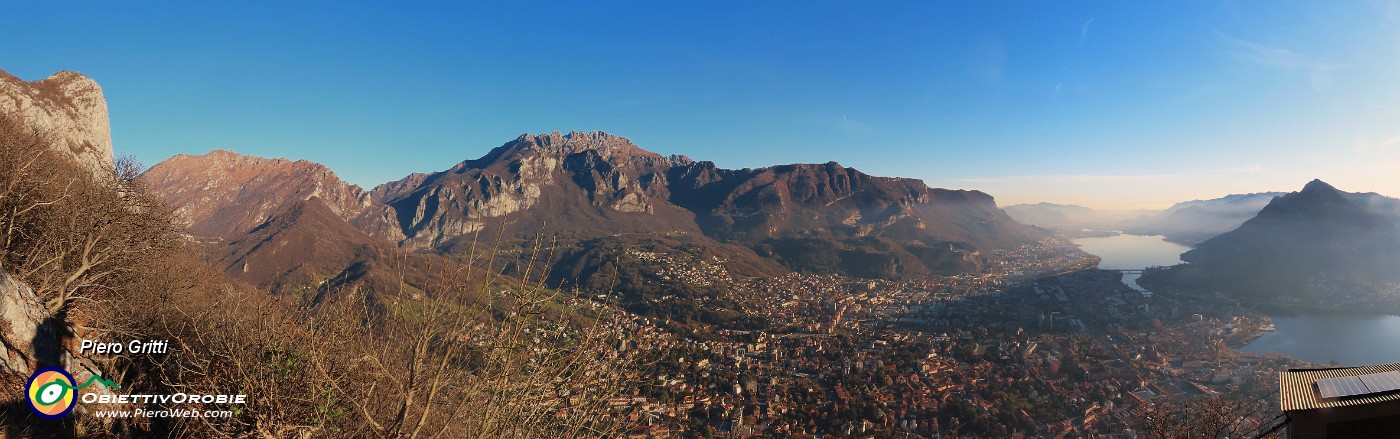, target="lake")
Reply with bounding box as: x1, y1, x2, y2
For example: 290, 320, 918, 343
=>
1241, 312, 1400, 366
1072, 233, 1400, 366
1072, 234, 1189, 292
